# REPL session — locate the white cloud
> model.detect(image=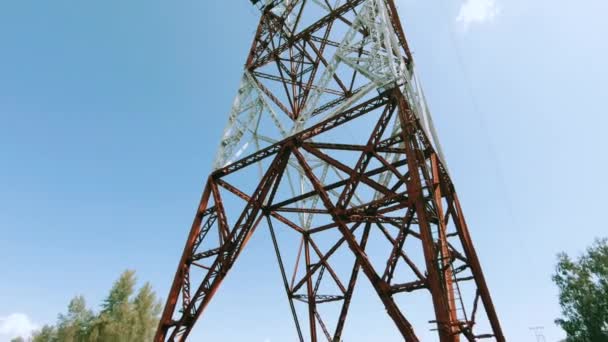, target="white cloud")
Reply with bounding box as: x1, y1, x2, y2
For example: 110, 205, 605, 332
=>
0, 313, 38, 340
456, 0, 500, 28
